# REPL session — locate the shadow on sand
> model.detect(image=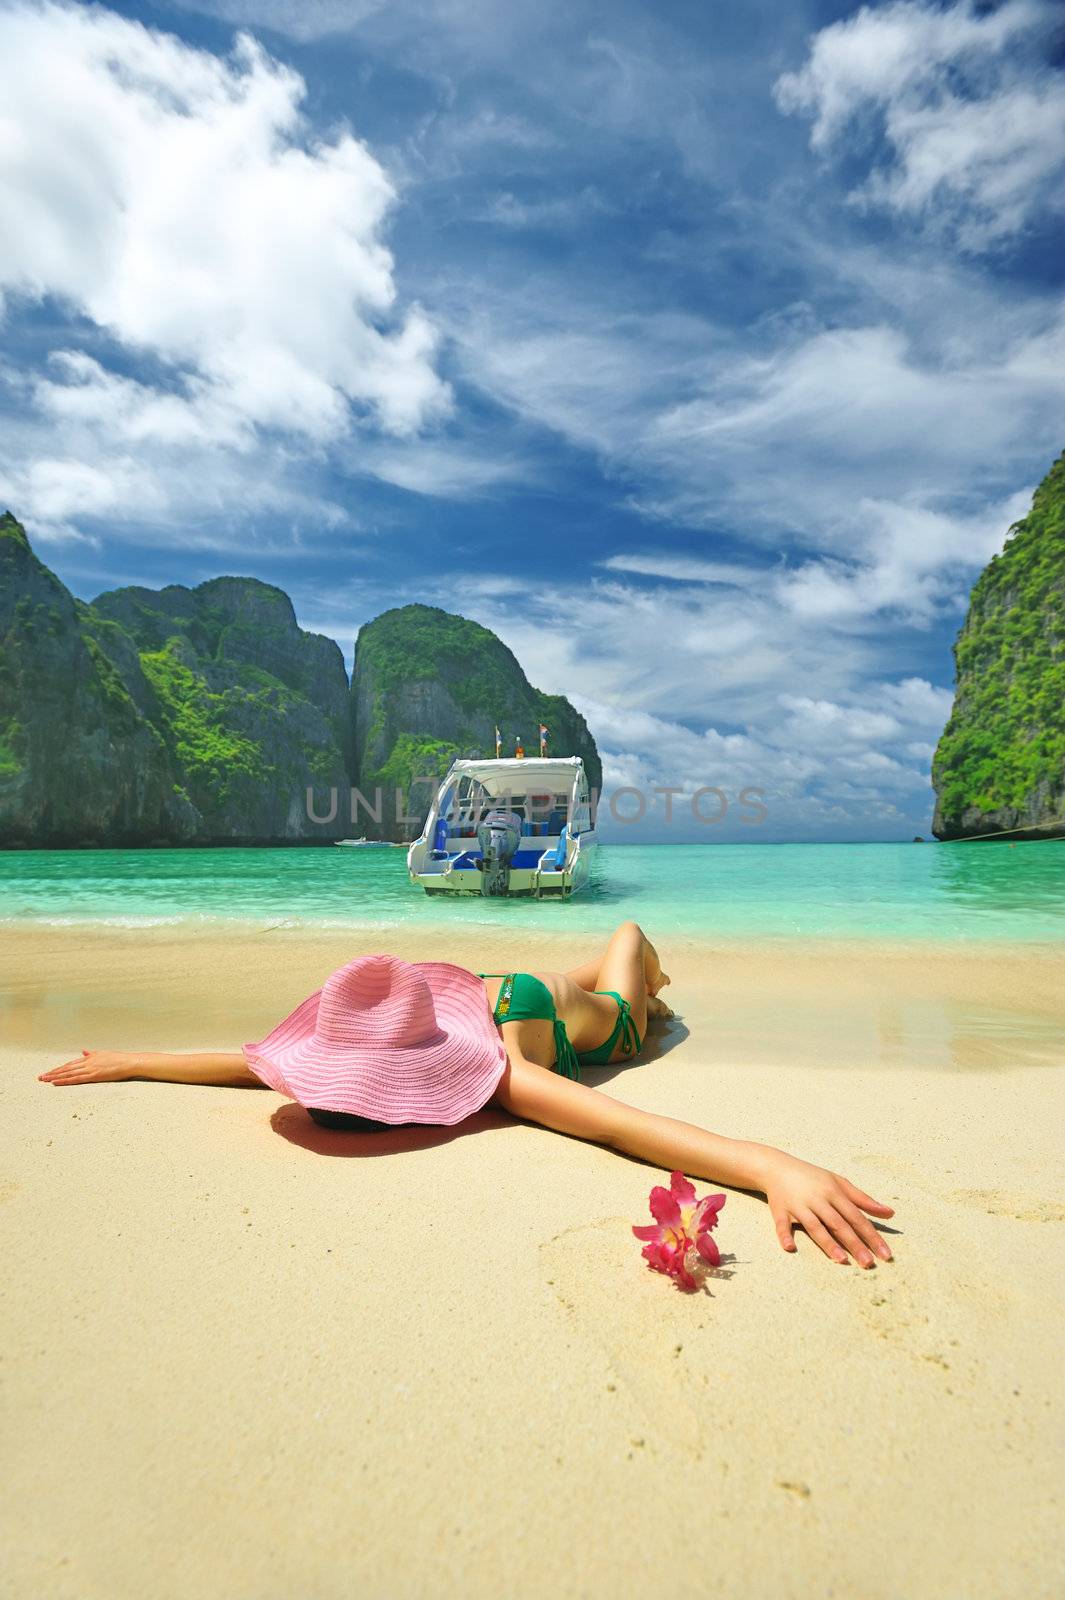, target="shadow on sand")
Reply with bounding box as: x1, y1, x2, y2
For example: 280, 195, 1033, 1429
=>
270, 1100, 511, 1157
271, 1010, 689, 1154
579, 1009, 690, 1088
